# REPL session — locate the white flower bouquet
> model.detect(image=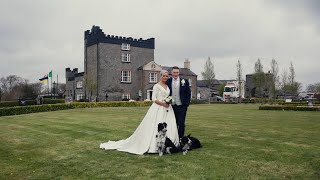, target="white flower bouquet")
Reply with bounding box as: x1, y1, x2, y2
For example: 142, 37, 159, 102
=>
164, 96, 173, 104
